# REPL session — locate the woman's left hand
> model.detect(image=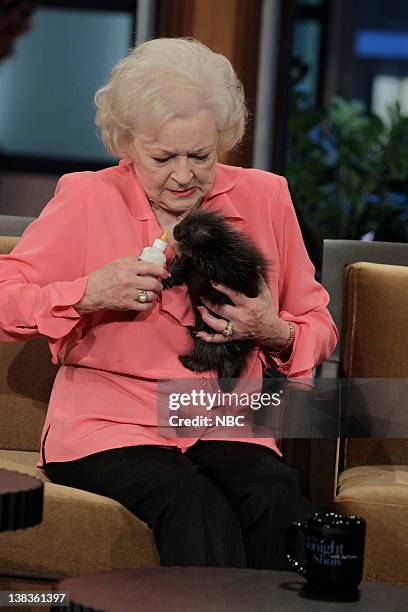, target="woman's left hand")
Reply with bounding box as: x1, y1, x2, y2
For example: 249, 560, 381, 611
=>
195, 277, 290, 349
